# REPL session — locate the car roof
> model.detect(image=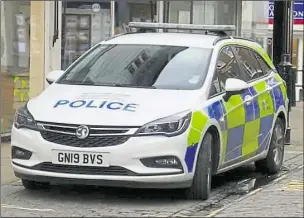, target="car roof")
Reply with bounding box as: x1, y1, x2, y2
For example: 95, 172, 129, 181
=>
101, 33, 220, 49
